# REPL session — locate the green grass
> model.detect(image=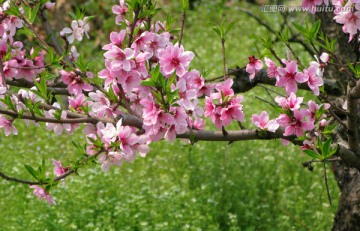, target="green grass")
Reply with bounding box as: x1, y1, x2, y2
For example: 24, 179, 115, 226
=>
0, 1, 340, 230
